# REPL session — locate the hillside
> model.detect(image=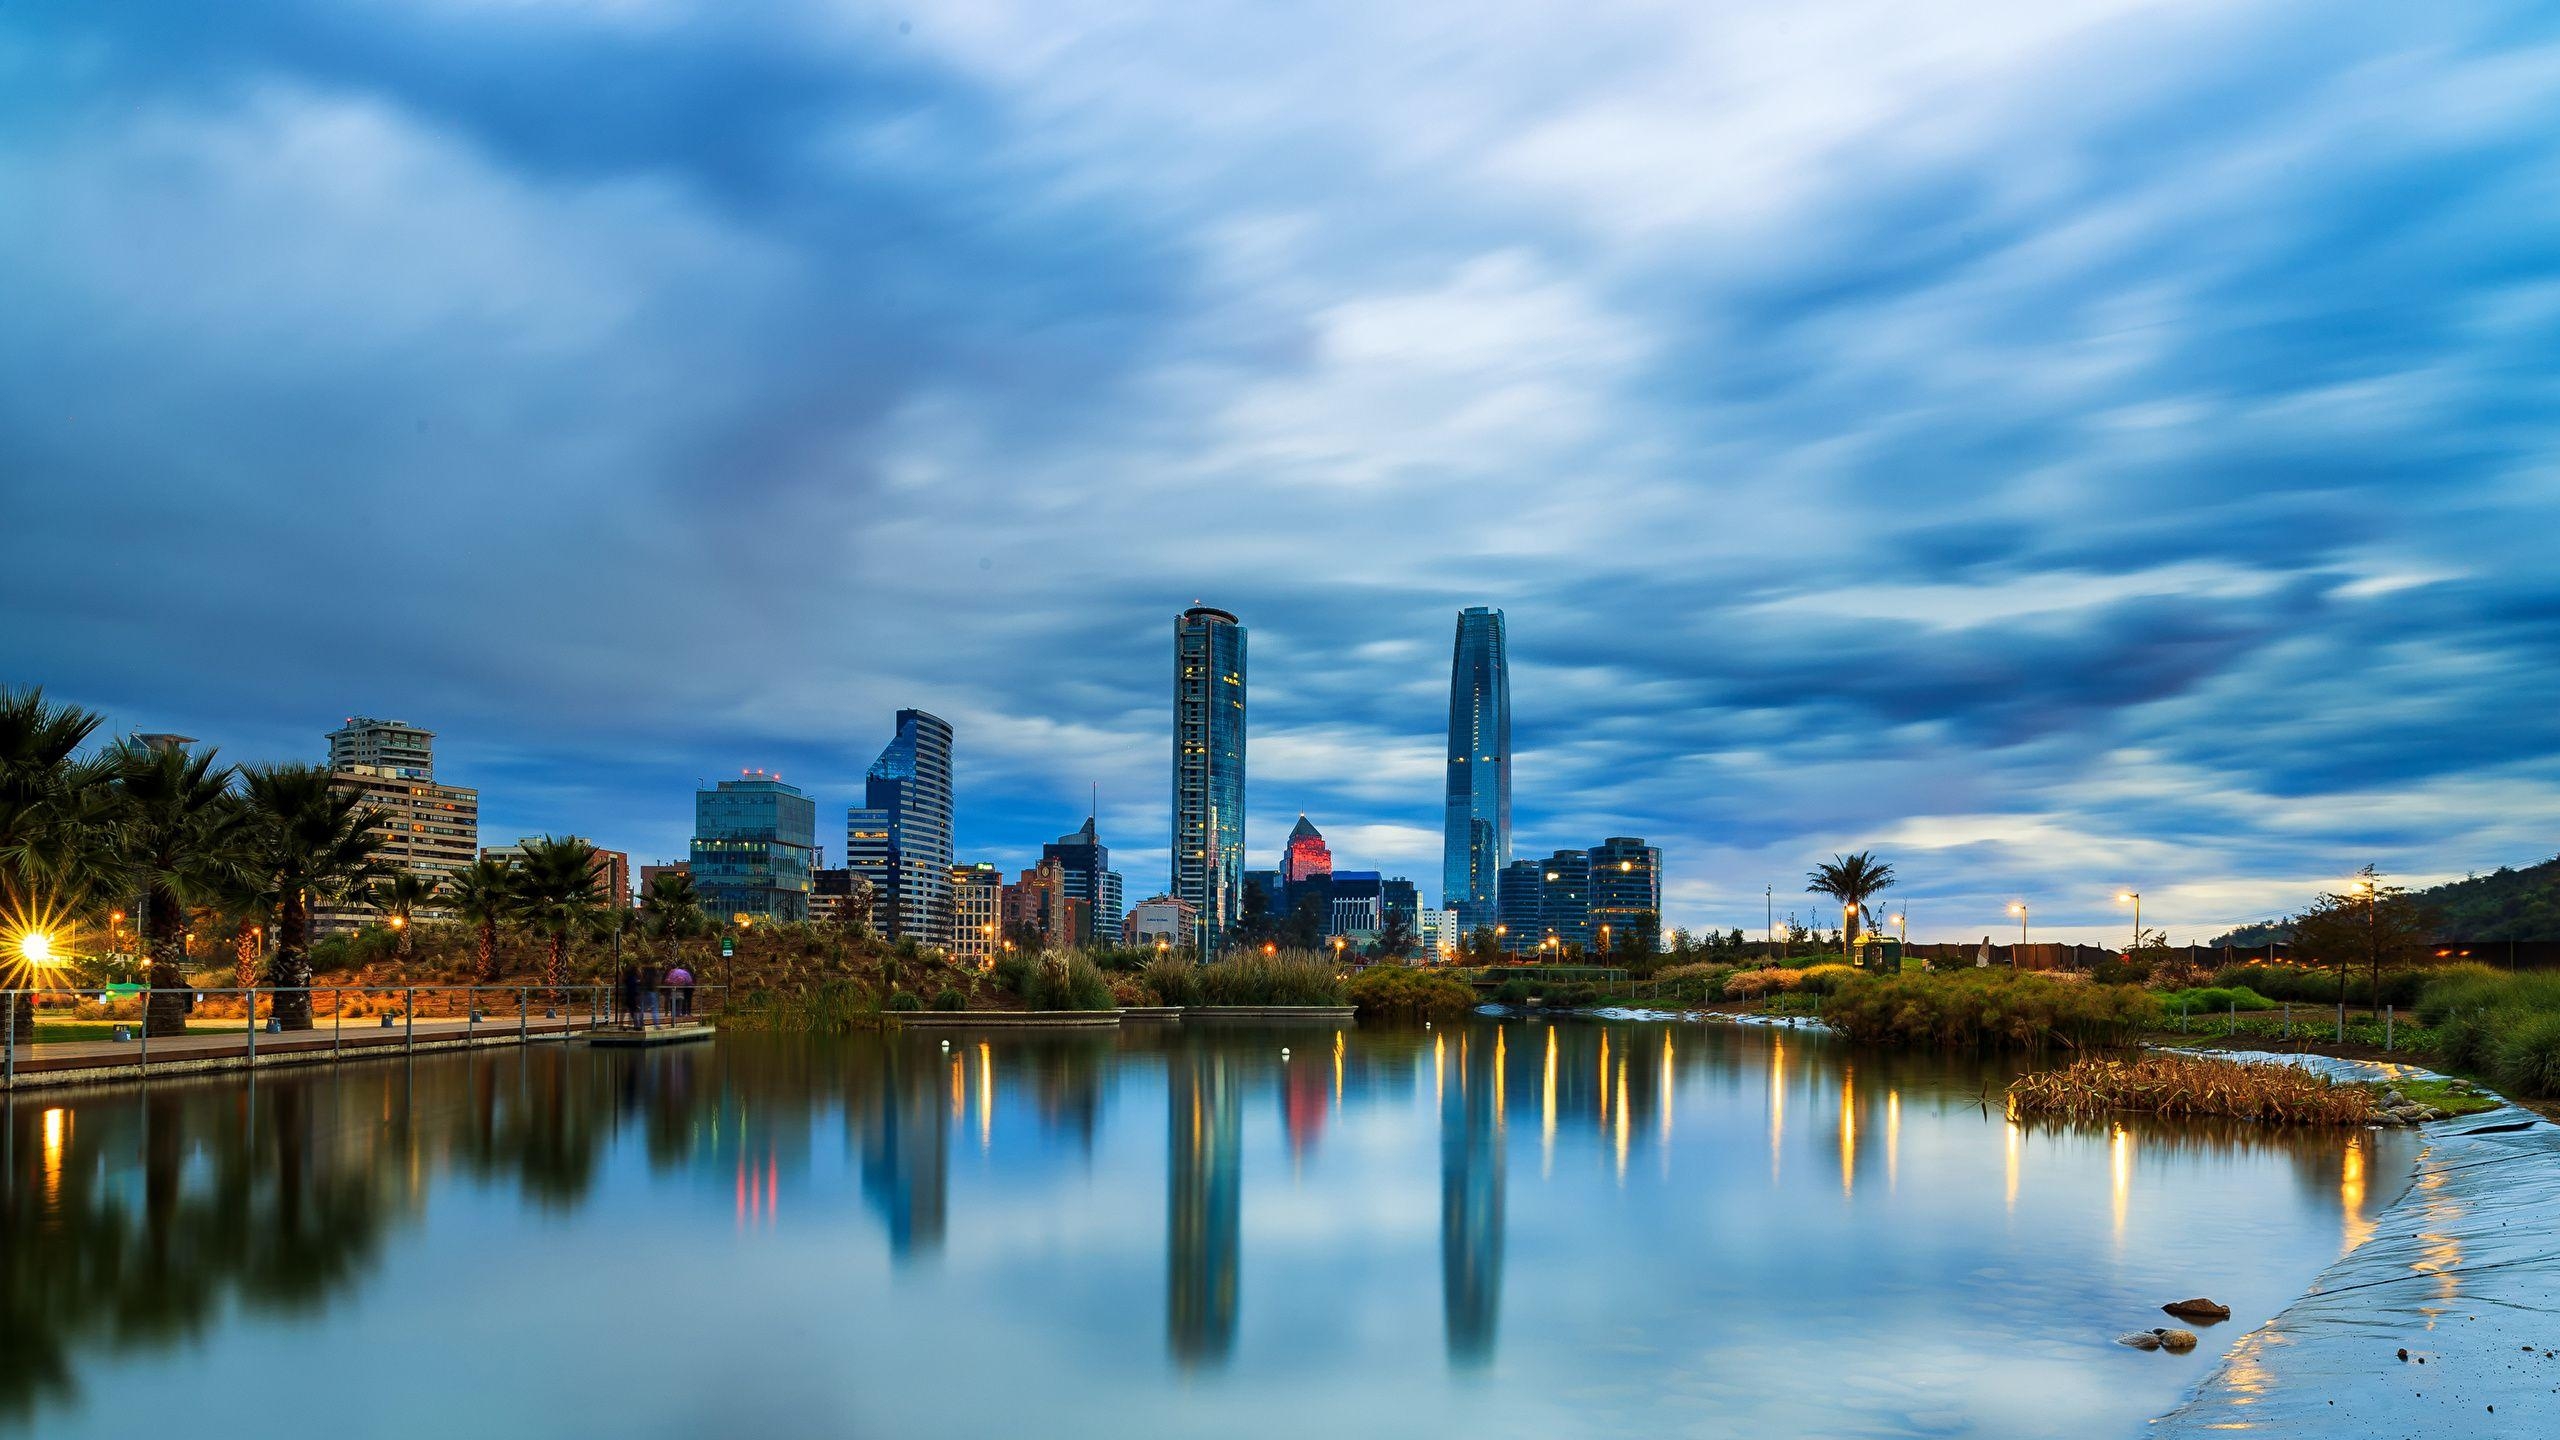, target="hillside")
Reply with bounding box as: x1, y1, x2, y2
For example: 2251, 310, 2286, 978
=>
2209, 855, 2560, 945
